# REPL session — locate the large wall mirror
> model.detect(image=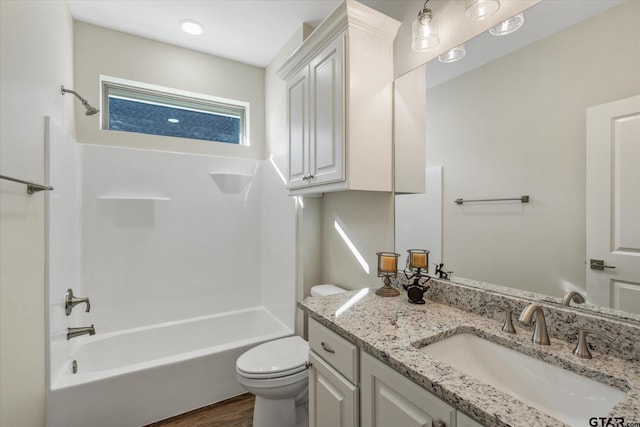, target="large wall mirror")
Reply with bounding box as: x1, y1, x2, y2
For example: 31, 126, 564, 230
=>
395, 0, 640, 322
